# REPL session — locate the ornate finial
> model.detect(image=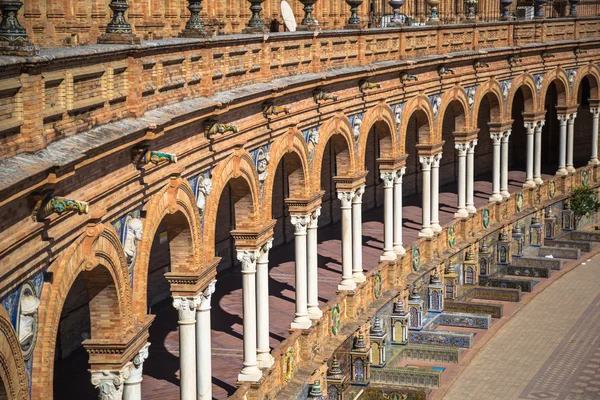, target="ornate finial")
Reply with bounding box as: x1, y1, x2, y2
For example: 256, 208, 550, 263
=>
179, 0, 210, 37
400, 71, 418, 83
132, 147, 177, 166
328, 356, 343, 377
513, 225, 523, 234
98, 0, 141, 44
430, 269, 441, 283
545, 207, 552, 217
474, 60, 490, 70
479, 241, 489, 253
370, 316, 384, 336
393, 298, 407, 314
353, 333, 367, 349
532, 215, 541, 224
308, 380, 324, 398
499, 230, 508, 241
32, 192, 89, 221
359, 79, 381, 92
262, 100, 291, 118
313, 88, 338, 103
0, 0, 38, 55
409, 286, 420, 300
437, 65, 455, 76
465, 248, 475, 261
